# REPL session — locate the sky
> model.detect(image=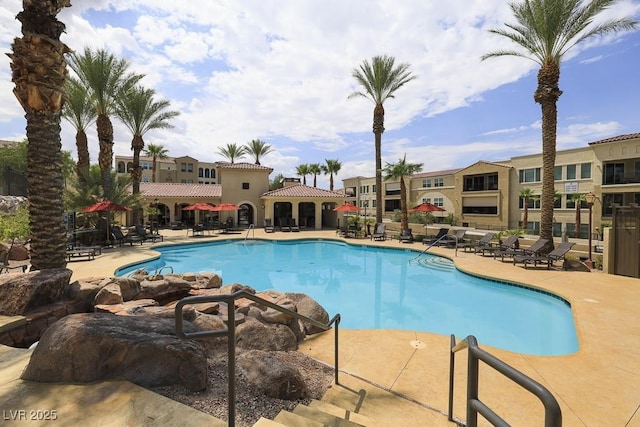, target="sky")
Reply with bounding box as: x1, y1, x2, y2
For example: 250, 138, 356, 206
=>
1, 1, 639, 189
